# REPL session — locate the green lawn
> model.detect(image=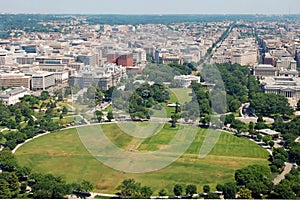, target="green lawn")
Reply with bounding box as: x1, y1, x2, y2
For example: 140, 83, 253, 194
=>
15, 123, 269, 195
159, 88, 193, 118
